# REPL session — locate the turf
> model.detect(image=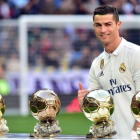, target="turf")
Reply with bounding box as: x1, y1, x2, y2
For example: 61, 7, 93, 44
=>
4, 113, 92, 135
